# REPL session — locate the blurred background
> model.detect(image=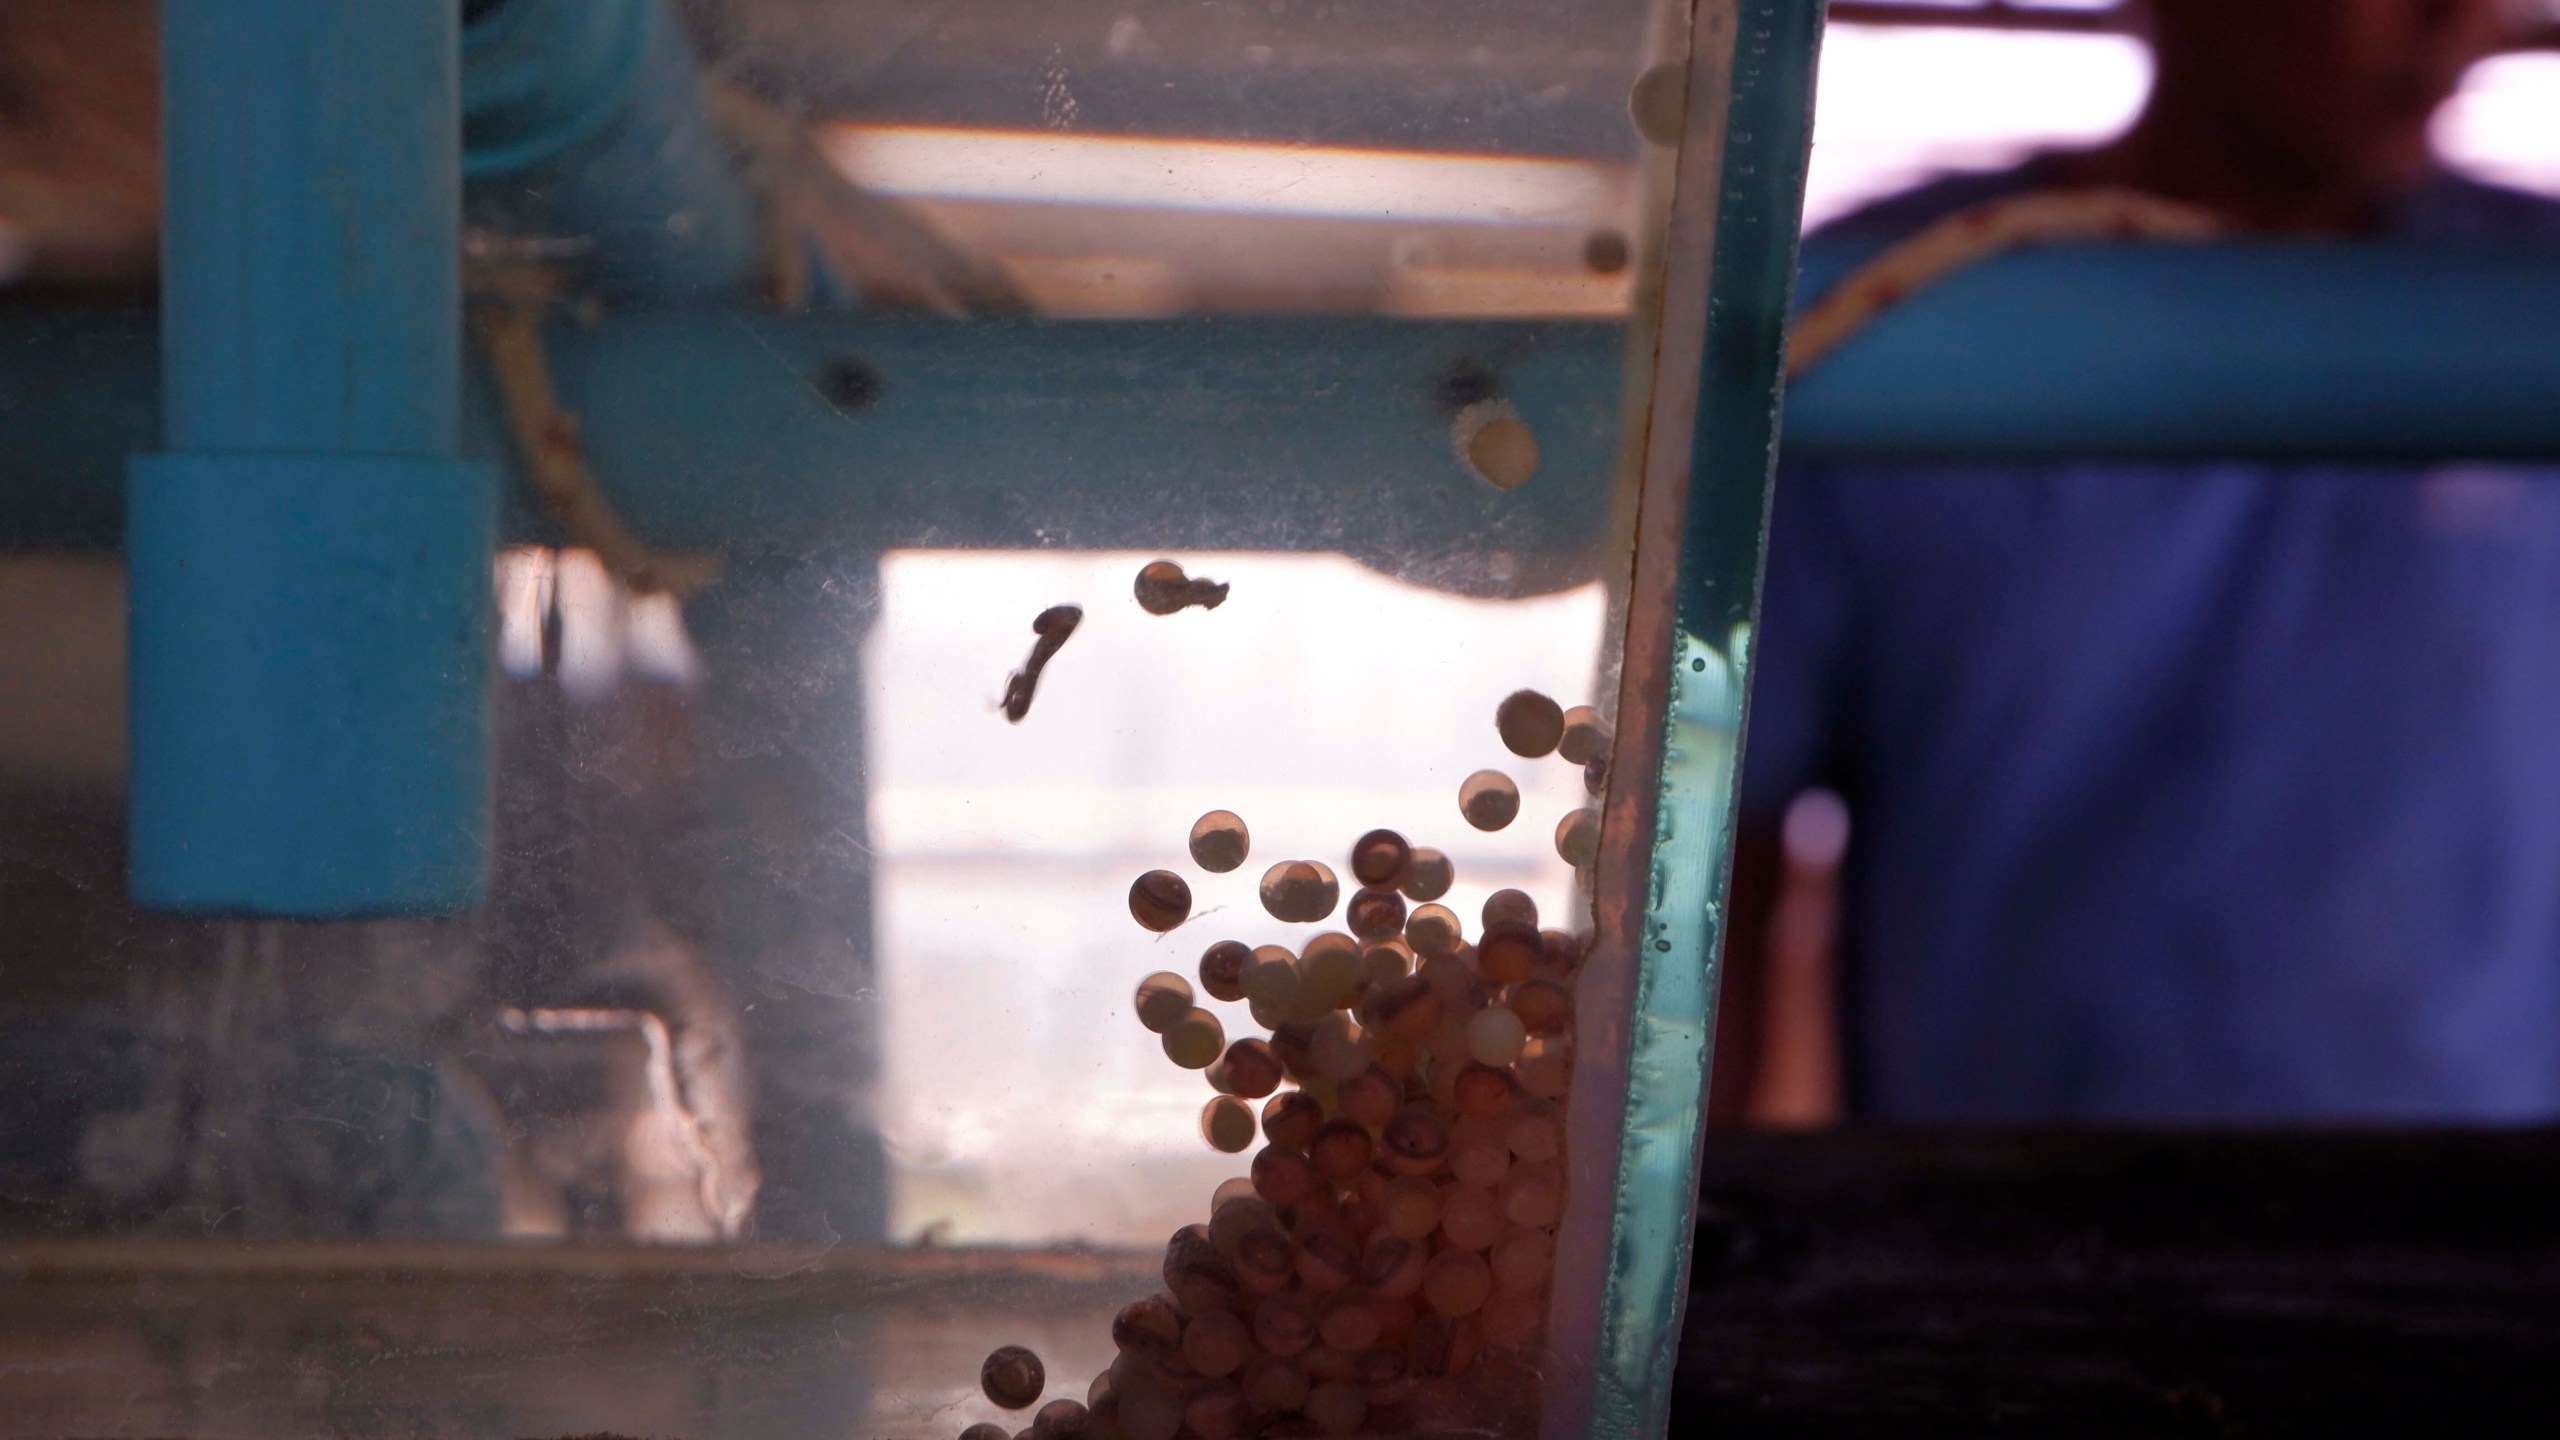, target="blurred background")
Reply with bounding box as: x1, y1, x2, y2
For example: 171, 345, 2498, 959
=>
1719, 0, 2560, 1132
